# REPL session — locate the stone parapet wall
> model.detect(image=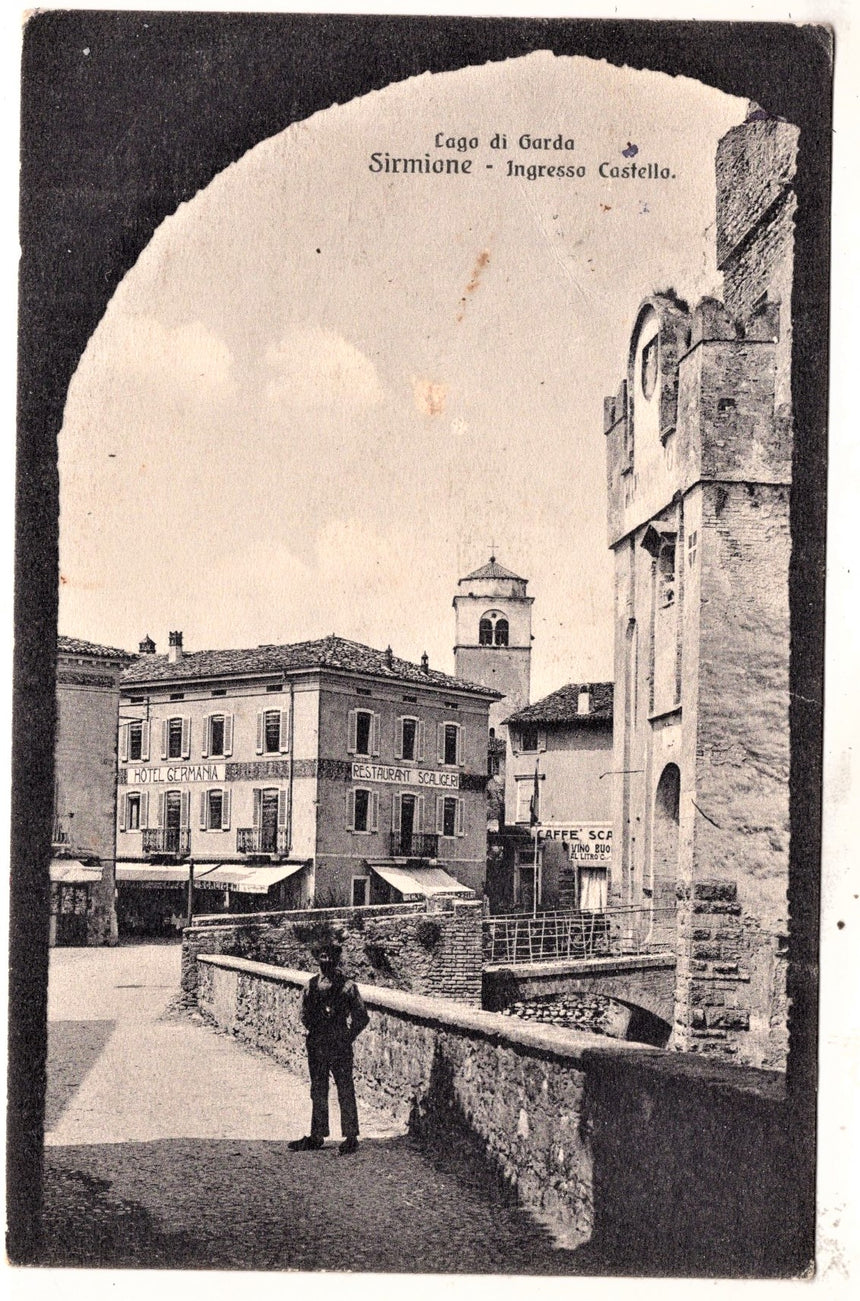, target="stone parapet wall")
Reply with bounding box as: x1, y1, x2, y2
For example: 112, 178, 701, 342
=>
182, 899, 483, 1005
195, 953, 802, 1274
